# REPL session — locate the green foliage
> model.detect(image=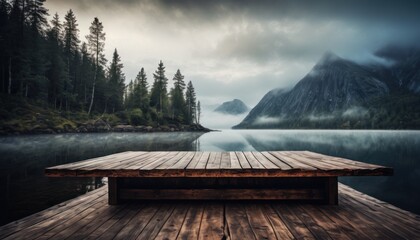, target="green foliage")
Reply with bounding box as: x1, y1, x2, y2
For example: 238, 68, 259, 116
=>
150, 60, 168, 116
185, 81, 197, 124
0, 4, 202, 130
107, 48, 125, 112
86, 17, 106, 67
86, 17, 106, 115
133, 68, 149, 112
129, 108, 145, 125
63, 9, 80, 57
101, 113, 121, 126
171, 69, 186, 121
125, 68, 150, 114
196, 100, 201, 124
